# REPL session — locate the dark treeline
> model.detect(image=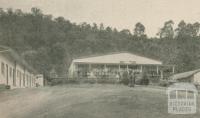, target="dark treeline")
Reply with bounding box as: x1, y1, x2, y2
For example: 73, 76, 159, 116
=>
0, 8, 200, 76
